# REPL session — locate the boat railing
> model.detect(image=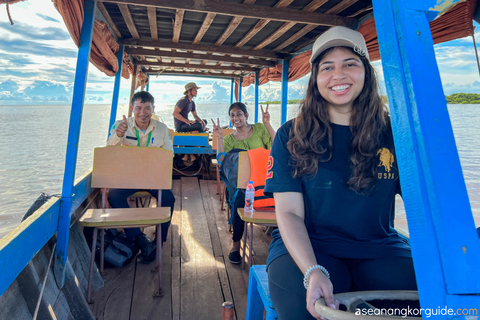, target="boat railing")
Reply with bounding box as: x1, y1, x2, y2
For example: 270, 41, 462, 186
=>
0, 169, 95, 297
